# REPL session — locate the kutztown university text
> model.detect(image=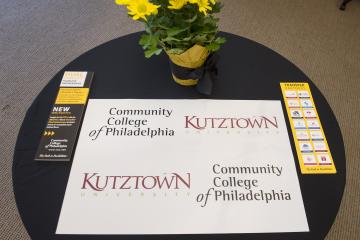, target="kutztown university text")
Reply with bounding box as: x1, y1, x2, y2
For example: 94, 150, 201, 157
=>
81, 164, 291, 204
